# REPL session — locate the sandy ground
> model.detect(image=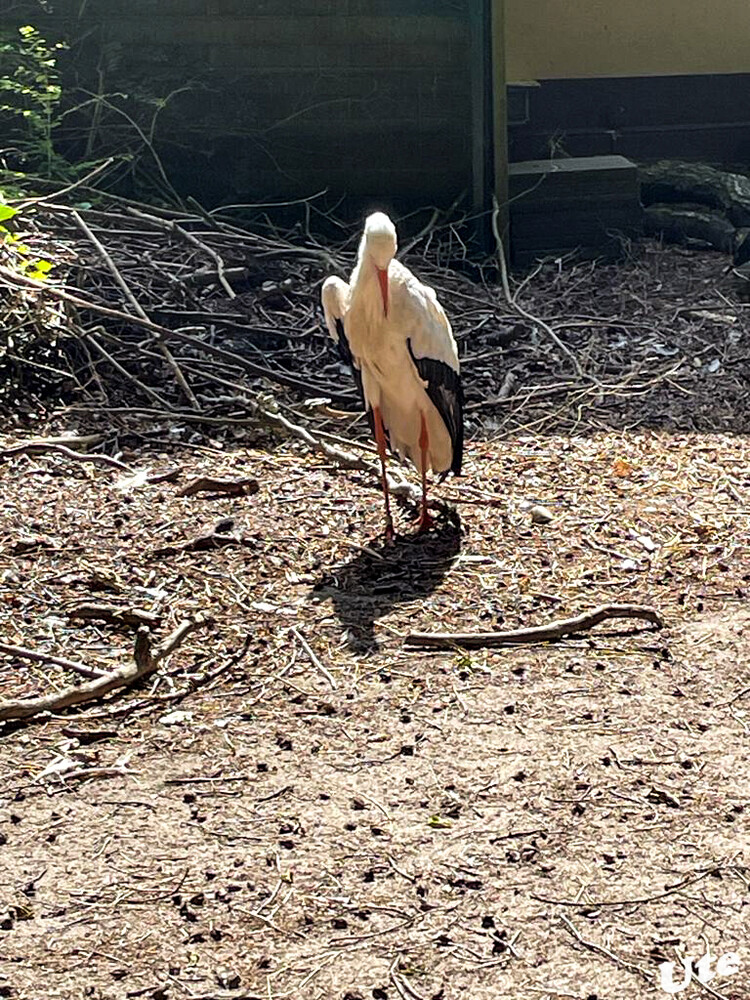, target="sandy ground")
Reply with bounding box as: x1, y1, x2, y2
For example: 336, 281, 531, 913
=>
1, 421, 749, 1000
